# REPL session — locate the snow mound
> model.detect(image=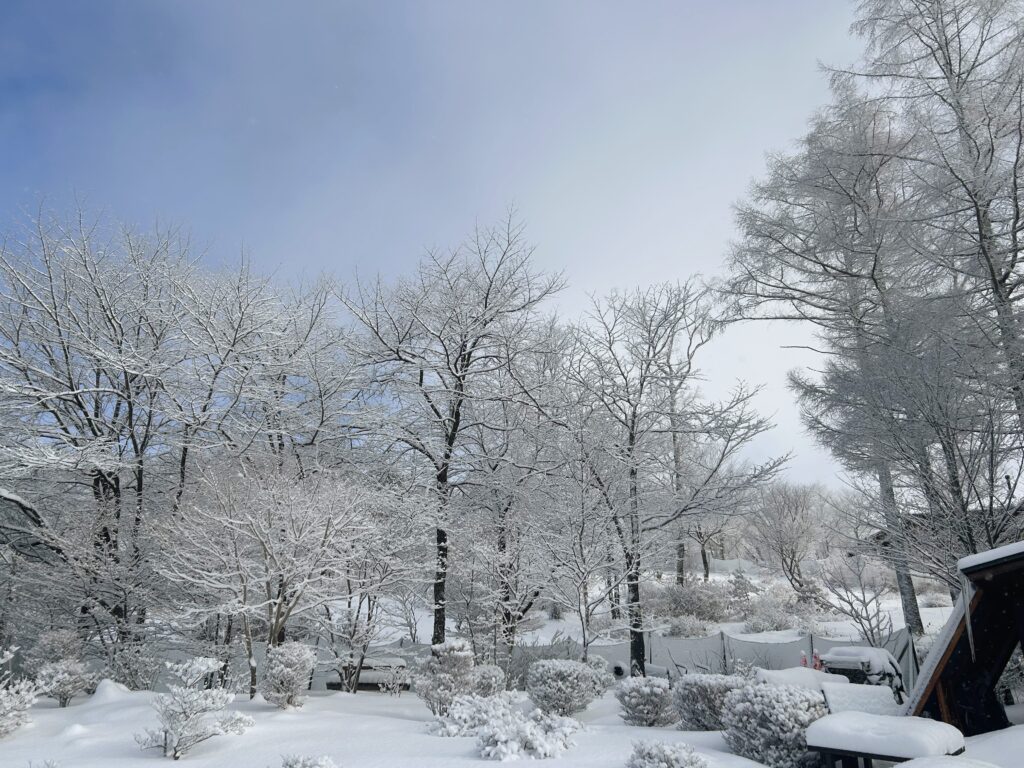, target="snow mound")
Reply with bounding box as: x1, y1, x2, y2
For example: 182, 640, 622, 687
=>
903, 759, 1000, 768
59, 723, 89, 739
86, 679, 133, 705
756, 666, 848, 691
806, 712, 964, 759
